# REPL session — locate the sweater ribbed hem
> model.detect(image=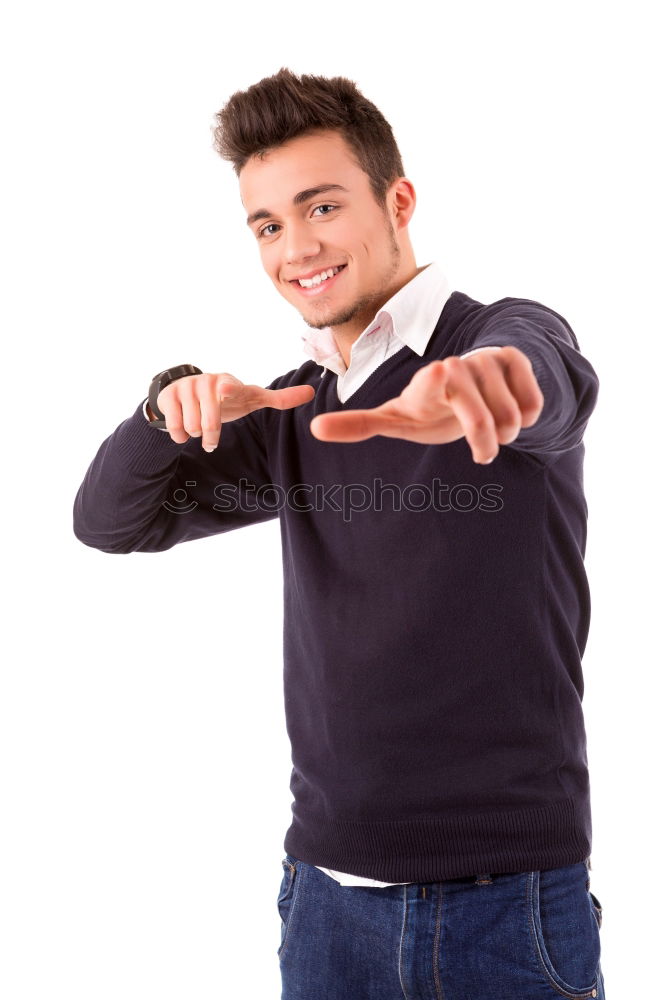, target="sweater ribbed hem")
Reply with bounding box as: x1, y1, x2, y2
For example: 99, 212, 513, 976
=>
284, 795, 591, 883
